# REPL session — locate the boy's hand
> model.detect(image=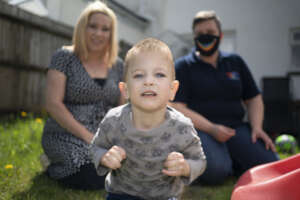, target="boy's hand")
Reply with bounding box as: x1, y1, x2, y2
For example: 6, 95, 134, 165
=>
100, 146, 126, 170
162, 152, 190, 177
